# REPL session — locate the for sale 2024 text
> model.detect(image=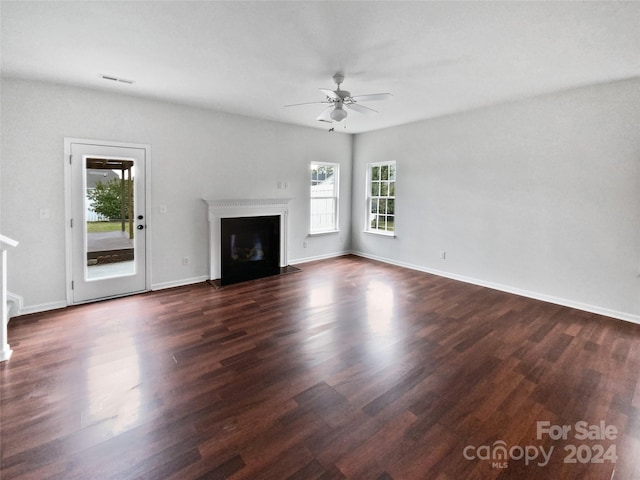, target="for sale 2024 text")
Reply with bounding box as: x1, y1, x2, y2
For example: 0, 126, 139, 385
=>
537, 420, 618, 465
463, 420, 618, 469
